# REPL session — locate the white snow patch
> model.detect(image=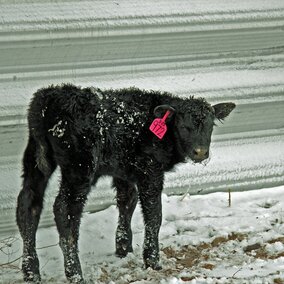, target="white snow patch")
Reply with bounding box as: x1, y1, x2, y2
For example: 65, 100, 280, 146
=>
1, 186, 284, 283
48, 120, 66, 138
